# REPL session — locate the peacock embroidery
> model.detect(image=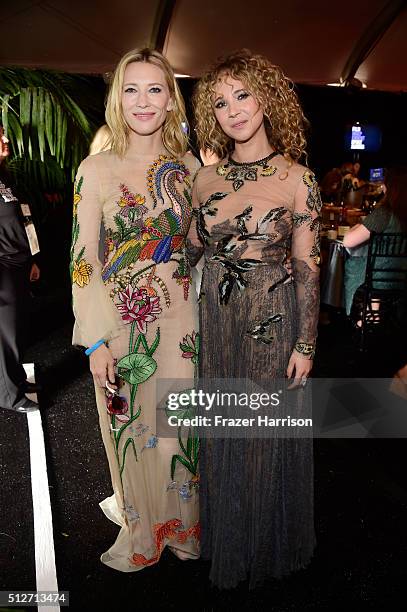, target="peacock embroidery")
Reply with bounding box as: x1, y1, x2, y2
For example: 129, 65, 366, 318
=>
102, 155, 192, 282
